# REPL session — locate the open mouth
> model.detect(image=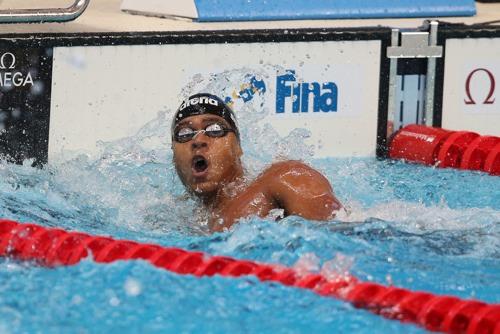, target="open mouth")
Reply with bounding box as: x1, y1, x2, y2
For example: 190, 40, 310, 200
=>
192, 155, 209, 175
